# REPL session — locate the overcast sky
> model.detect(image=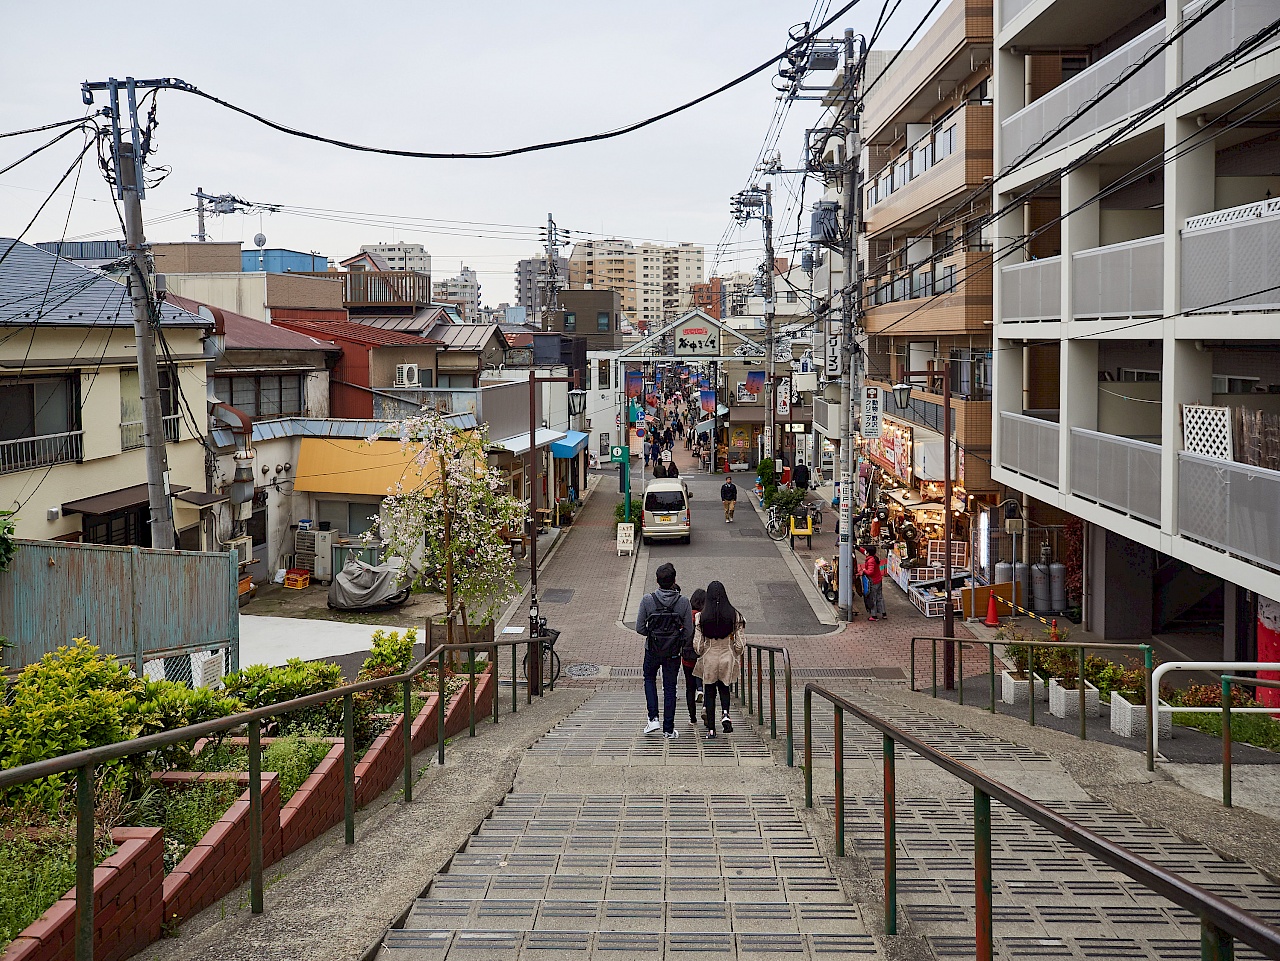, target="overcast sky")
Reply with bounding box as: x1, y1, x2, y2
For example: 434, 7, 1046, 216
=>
1, 0, 936, 305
